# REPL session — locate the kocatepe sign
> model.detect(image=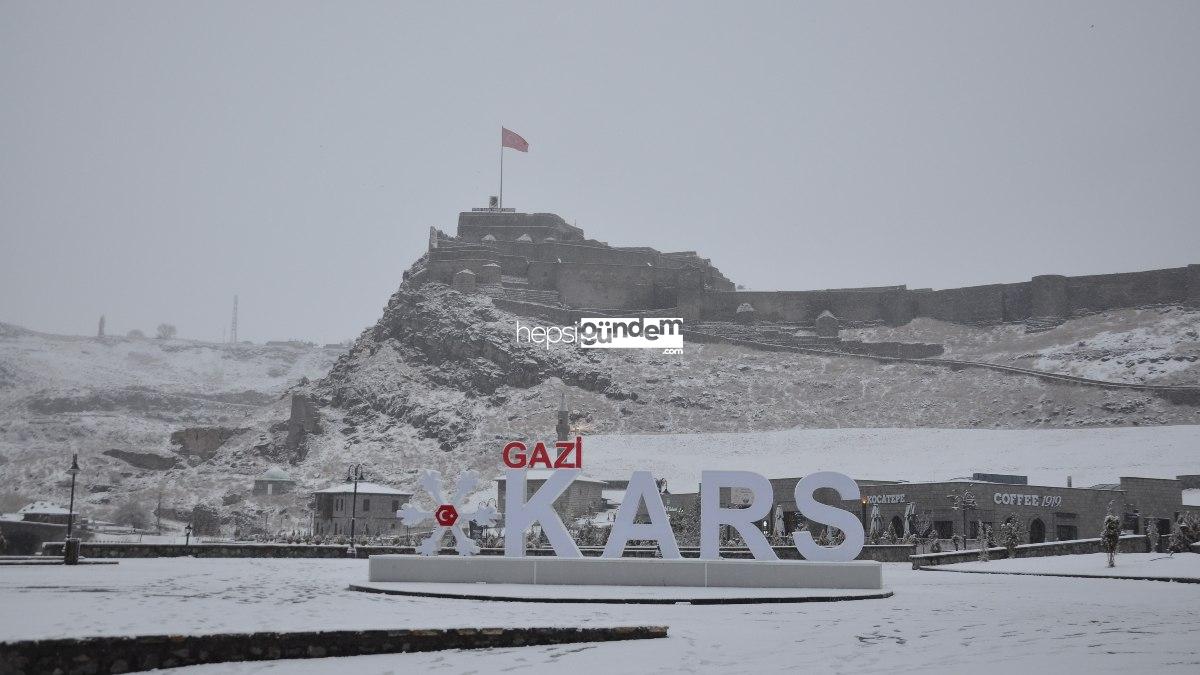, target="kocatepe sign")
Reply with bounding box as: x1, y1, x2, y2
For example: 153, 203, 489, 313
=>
866, 494, 906, 505
515, 317, 684, 351
400, 468, 867, 562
